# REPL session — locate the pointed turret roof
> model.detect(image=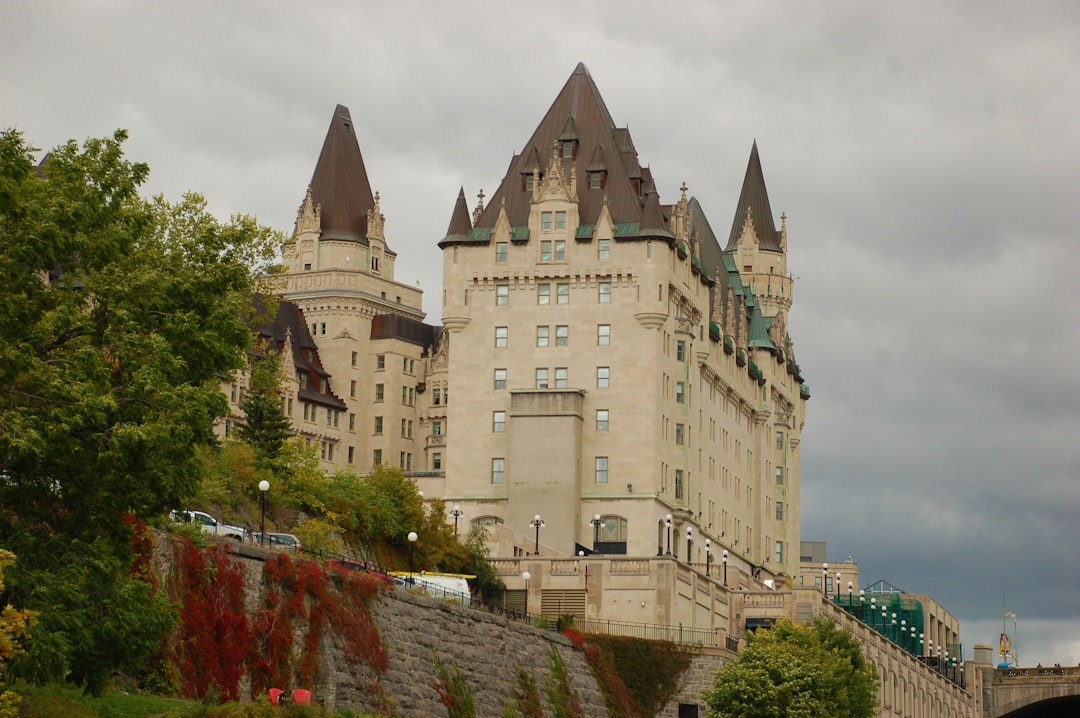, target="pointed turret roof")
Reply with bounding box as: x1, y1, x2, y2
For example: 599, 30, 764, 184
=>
474, 62, 654, 231
438, 188, 474, 247
308, 105, 376, 244
725, 141, 781, 252
635, 190, 673, 239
